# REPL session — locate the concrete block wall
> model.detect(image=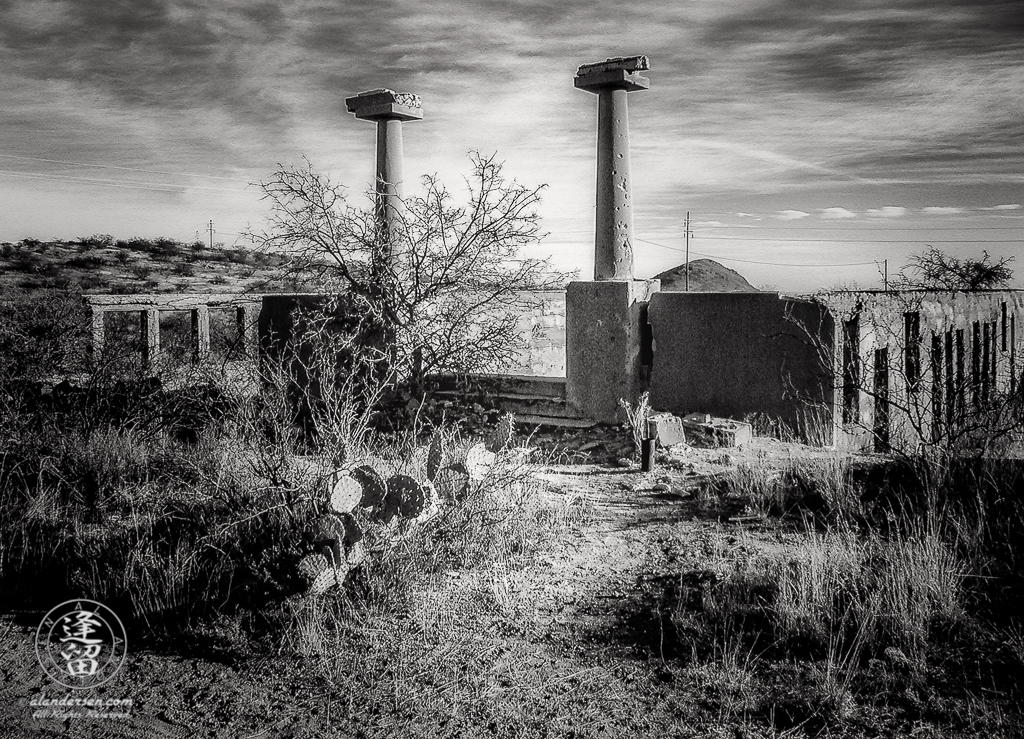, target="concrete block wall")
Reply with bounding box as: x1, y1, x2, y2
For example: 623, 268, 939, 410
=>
646, 292, 836, 444
822, 290, 1024, 451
